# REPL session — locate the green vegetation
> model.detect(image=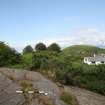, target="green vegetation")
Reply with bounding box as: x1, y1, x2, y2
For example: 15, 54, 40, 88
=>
0, 41, 22, 66
60, 91, 79, 105
22, 53, 33, 69
31, 51, 59, 70
56, 64, 105, 94
1, 41, 105, 95
29, 44, 105, 95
